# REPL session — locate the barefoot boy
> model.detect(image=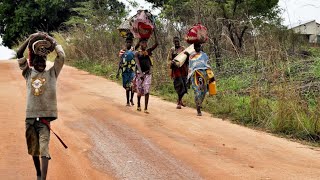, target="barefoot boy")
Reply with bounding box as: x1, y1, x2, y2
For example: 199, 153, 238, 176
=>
16, 32, 65, 180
